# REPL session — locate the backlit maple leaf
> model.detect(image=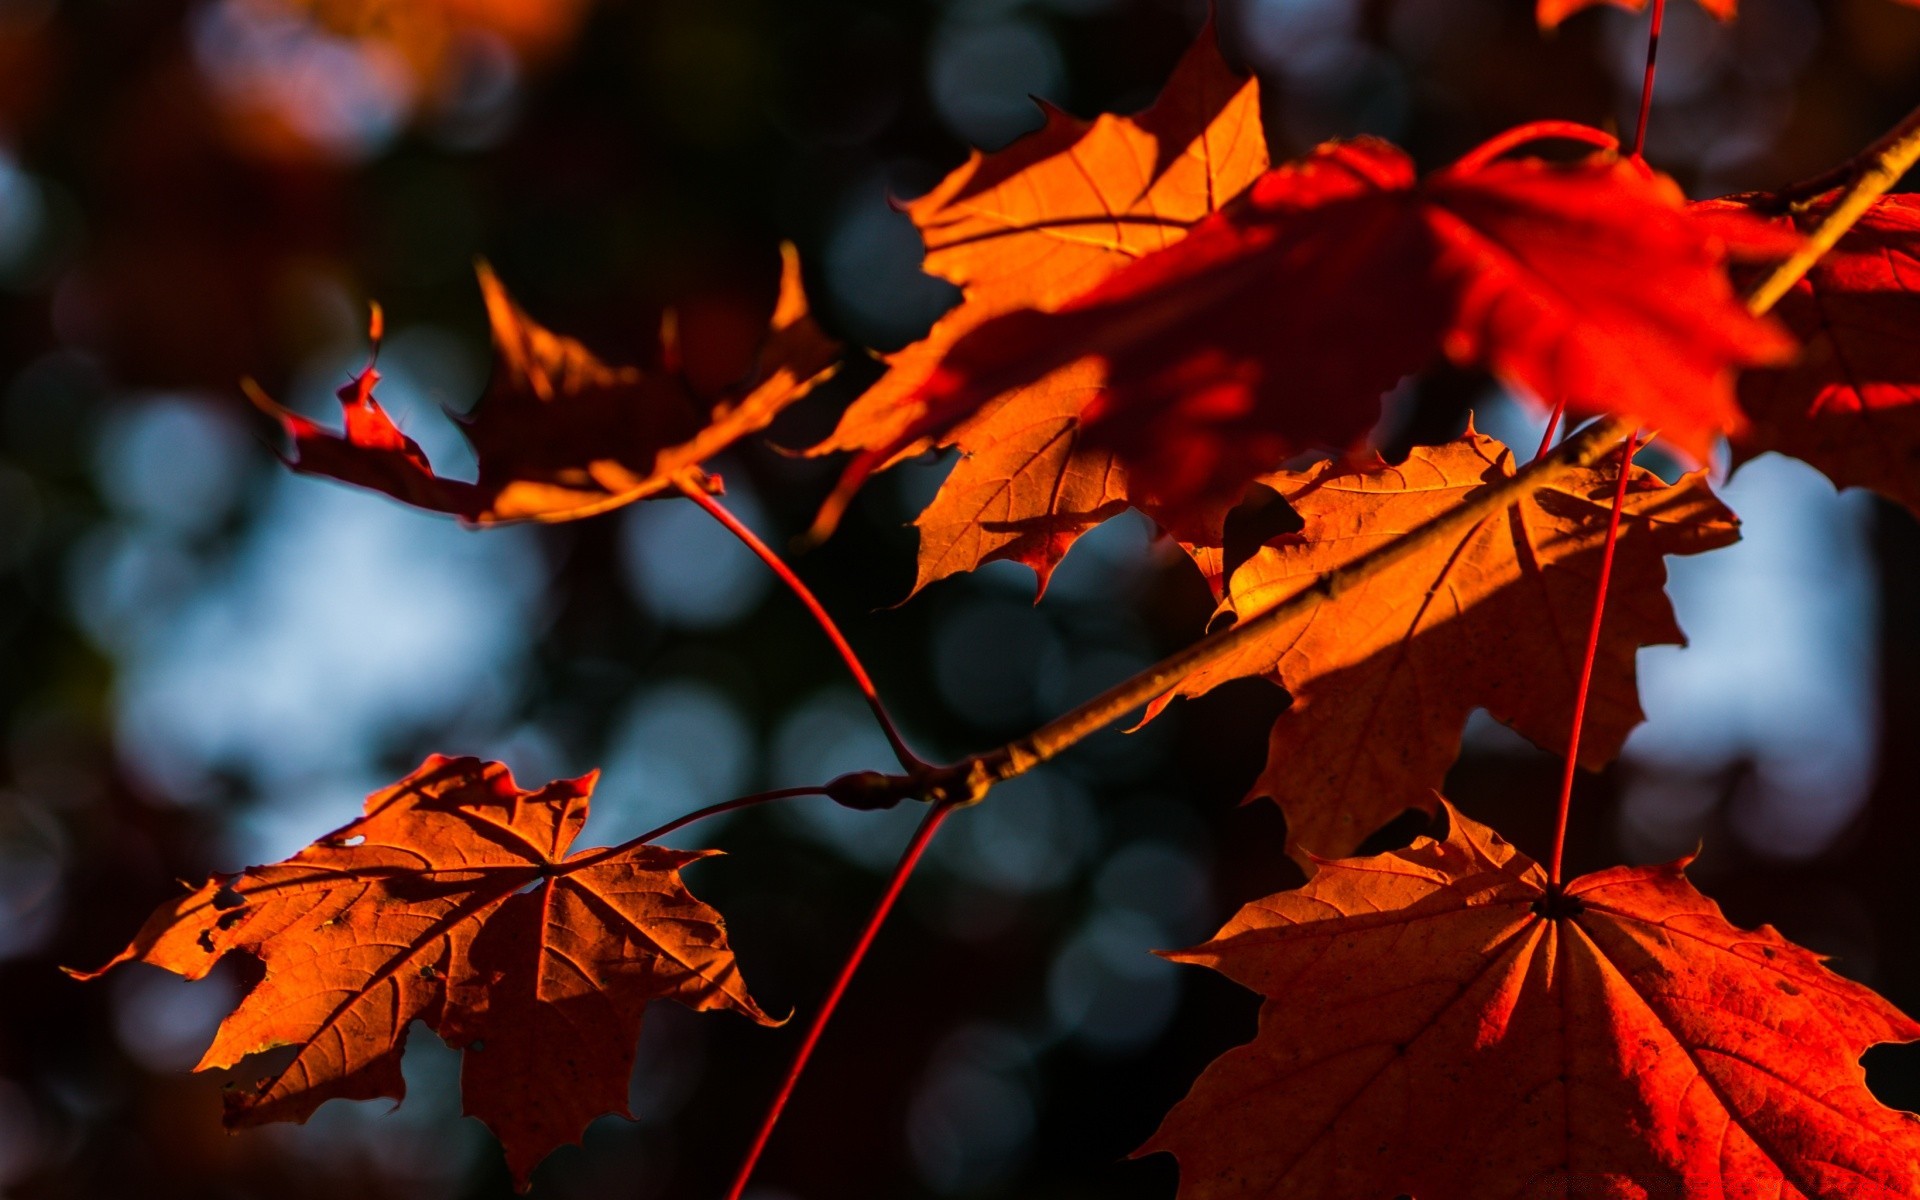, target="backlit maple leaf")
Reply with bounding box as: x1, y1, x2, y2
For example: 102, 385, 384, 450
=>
1158, 428, 1736, 860
249, 243, 838, 524
70, 756, 774, 1188
1700, 192, 1920, 517
894, 126, 1795, 521
809, 20, 1268, 594
1146, 801, 1920, 1199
